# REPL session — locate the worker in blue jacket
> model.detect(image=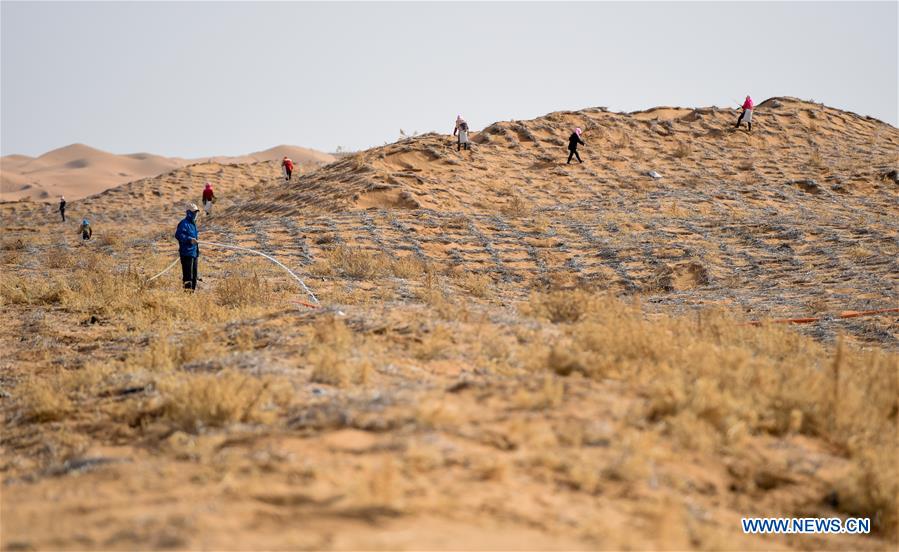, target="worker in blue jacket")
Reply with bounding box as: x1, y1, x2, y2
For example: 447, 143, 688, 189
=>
175, 203, 200, 290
